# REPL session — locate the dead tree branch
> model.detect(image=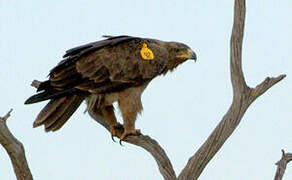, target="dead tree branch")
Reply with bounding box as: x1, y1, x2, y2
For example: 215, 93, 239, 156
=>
177, 0, 285, 179
0, 110, 33, 180
274, 150, 292, 180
